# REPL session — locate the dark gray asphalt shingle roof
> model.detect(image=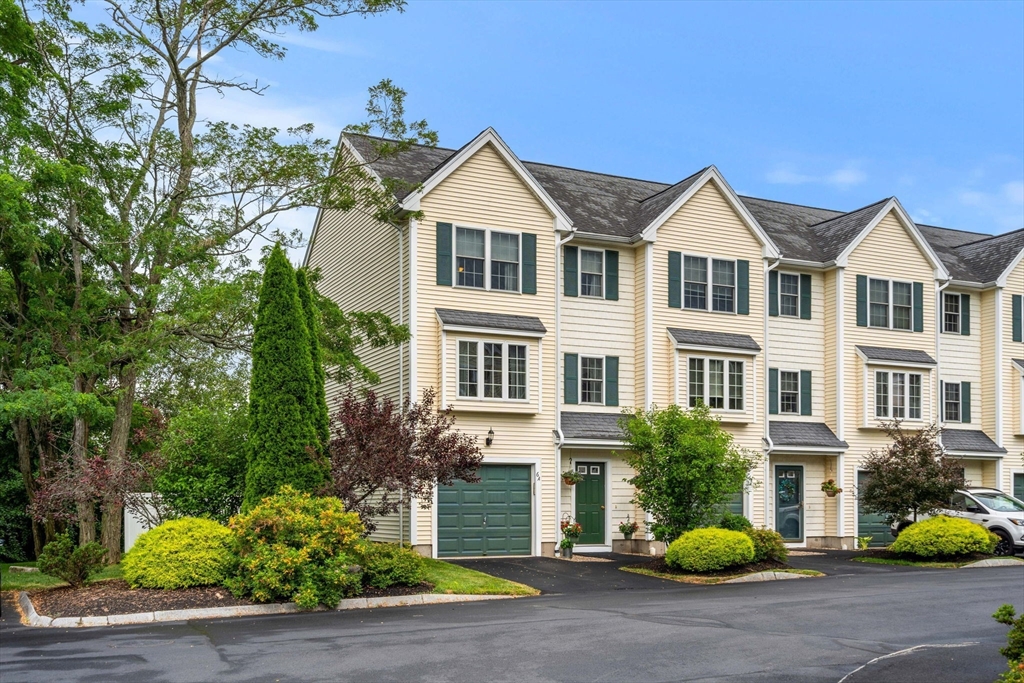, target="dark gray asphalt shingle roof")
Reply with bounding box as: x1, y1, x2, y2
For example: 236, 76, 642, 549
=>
561, 412, 627, 441
345, 134, 1022, 283
668, 328, 762, 352
1013, 359, 1024, 371
769, 421, 848, 449
435, 308, 546, 334
941, 429, 1006, 454
856, 345, 937, 365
